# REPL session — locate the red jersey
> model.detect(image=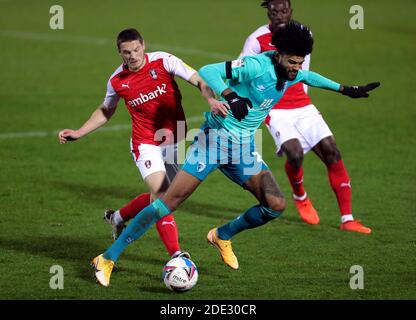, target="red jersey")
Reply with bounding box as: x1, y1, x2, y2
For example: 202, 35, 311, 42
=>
240, 24, 312, 113
103, 52, 196, 159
